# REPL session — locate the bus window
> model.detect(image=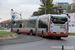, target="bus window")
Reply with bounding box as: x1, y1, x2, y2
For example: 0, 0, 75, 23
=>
18, 21, 22, 28
22, 20, 28, 28
38, 17, 48, 28
19, 24, 22, 28
29, 20, 36, 28
51, 16, 67, 24
22, 20, 36, 28
13, 21, 18, 28
51, 21, 52, 24
65, 17, 67, 22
